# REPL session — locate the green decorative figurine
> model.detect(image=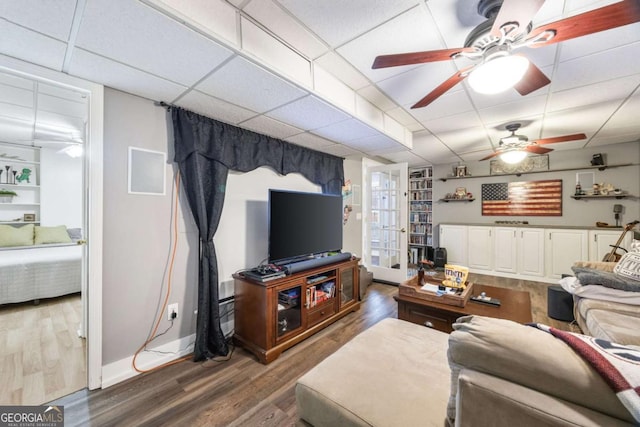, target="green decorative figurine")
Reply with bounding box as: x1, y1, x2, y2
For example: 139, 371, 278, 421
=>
15, 168, 32, 184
